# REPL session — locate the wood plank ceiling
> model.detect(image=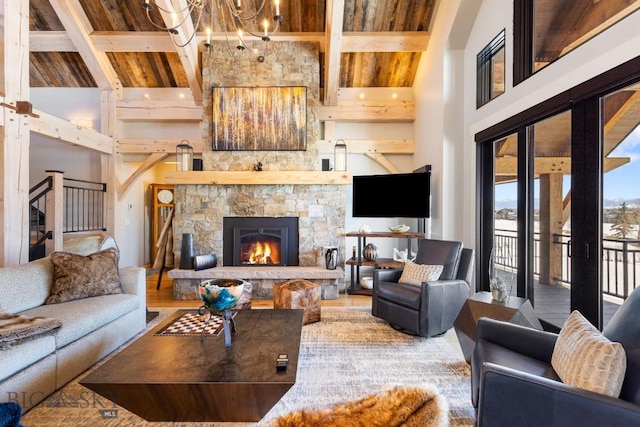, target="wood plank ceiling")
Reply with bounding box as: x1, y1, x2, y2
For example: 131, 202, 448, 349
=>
28, 0, 436, 94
